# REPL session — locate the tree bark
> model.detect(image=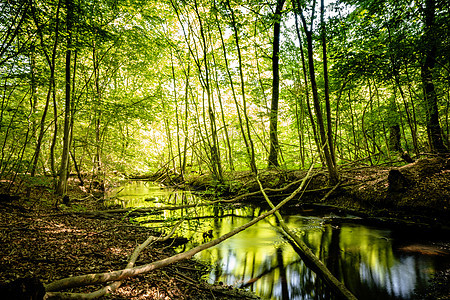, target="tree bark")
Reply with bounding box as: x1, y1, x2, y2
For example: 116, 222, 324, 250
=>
57, 0, 74, 195
293, 12, 323, 164
30, 0, 62, 178
193, 0, 223, 182
320, 0, 335, 167
225, 0, 257, 173
268, 0, 286, 168
296, 0, 339, 184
